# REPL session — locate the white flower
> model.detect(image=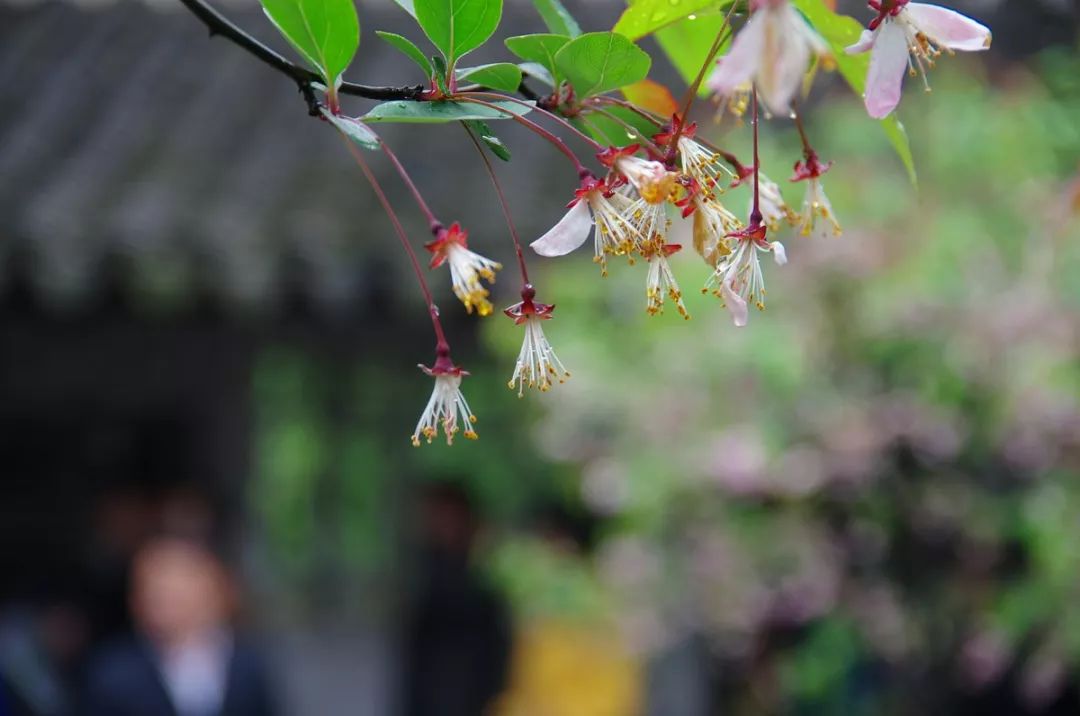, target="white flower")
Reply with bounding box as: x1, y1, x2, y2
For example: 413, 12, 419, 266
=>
707, 0, 829, 116
643, 241, 690, 319
613, 155, 678, 205
530, 176, 668, 275
705, 222, 787, 326
411, 362, 478, 446
791, 153, 842, 239
846, 1, 991, 118
799, 178, 842, 239
504, 293, 570, 396
425, 222, 501, 316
